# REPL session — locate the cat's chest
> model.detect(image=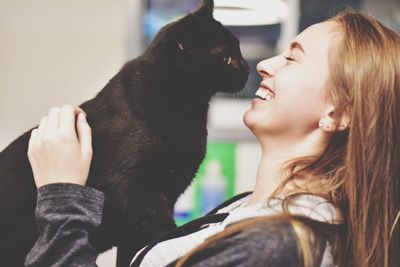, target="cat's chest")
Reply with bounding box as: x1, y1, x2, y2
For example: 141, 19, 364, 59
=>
143, 119, 207, 151
161, 129, 207, 156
